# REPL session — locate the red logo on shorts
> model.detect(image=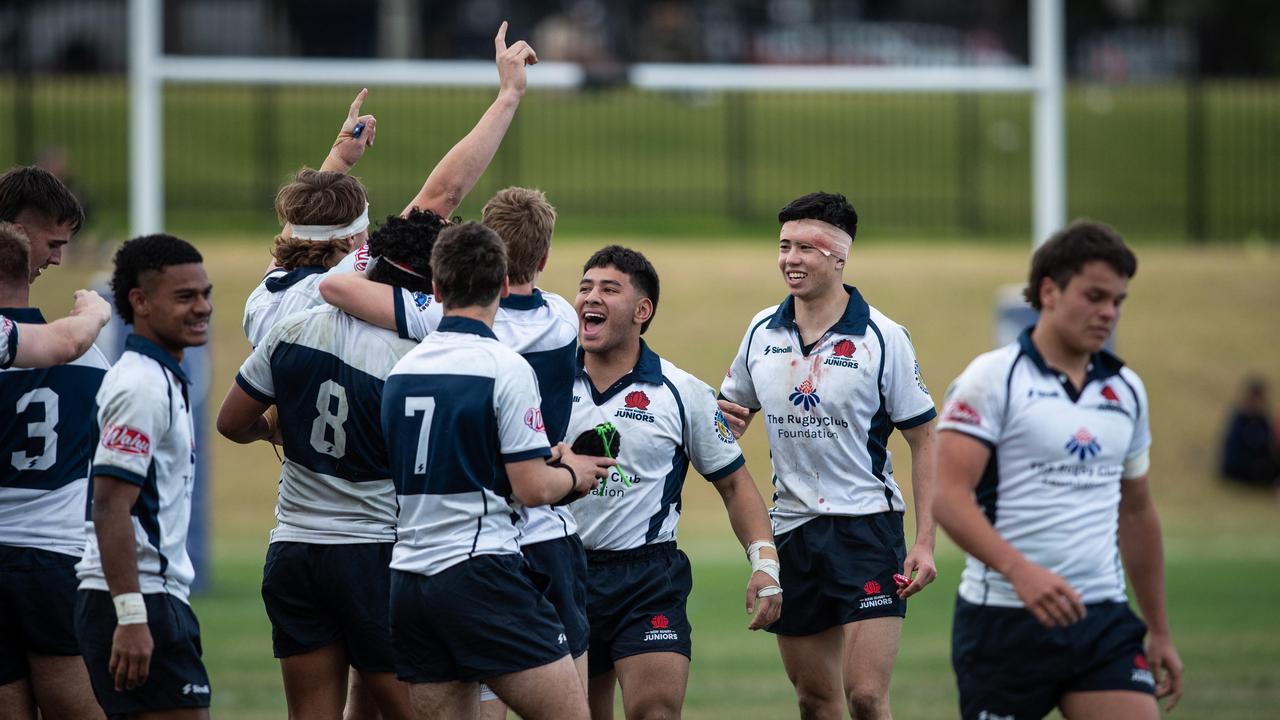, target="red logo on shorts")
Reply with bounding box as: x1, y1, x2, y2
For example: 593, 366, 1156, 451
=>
651, 614, 670, 630
863, 580, 881, 595
1134, 654, 1149, 670
625, 391, 650, 411
833, 339, 856, 357
524, 408, 545, 433
102, 425, 151, 456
